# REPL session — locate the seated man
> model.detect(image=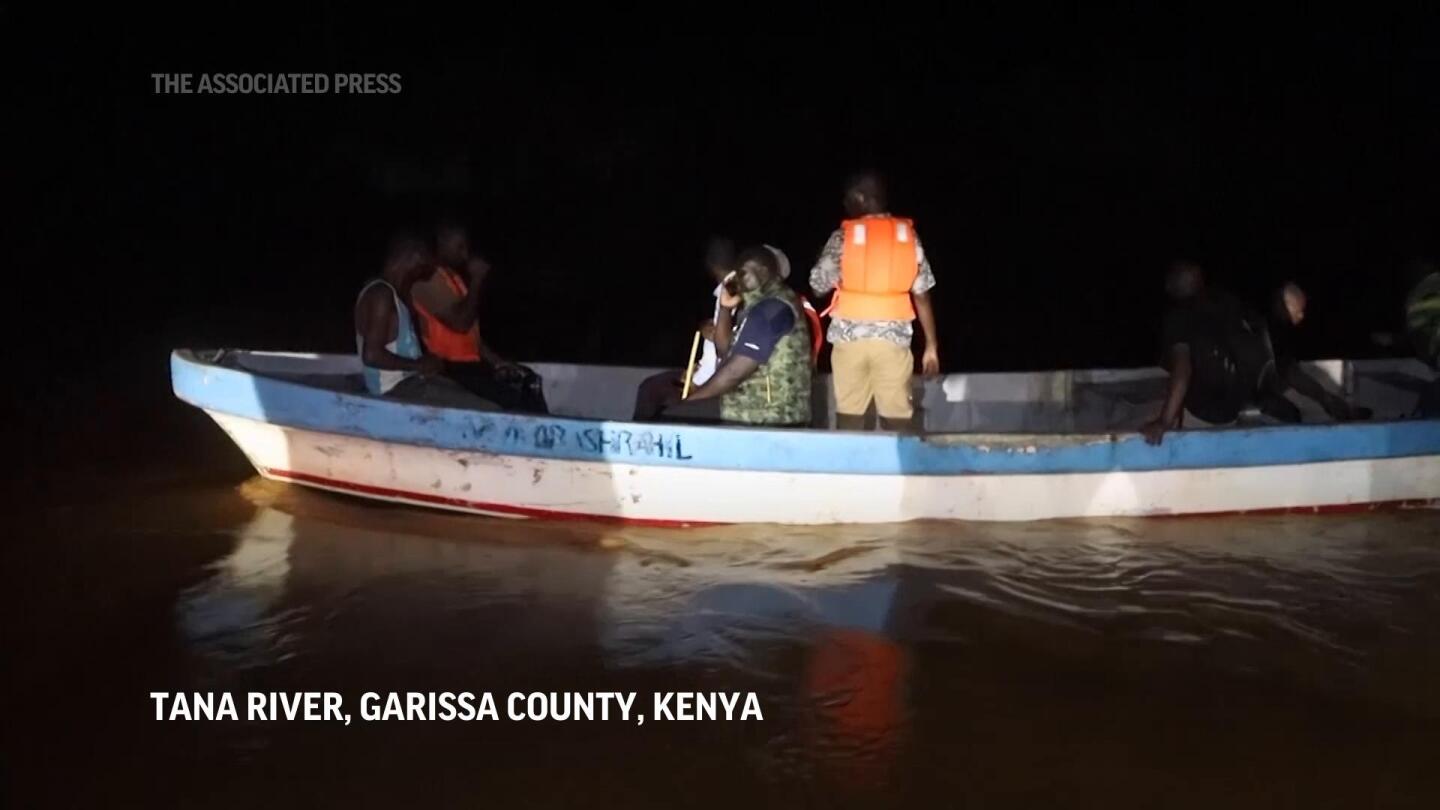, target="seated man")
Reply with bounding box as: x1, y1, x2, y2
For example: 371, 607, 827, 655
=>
656, 247, 813, 427
409, 220, 548, 413
634, 241, 822, 422
1143, 262, 1307, 444
354, 234, 491, 408
632, 238, 738, 422
1261, 281, 1370, 422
